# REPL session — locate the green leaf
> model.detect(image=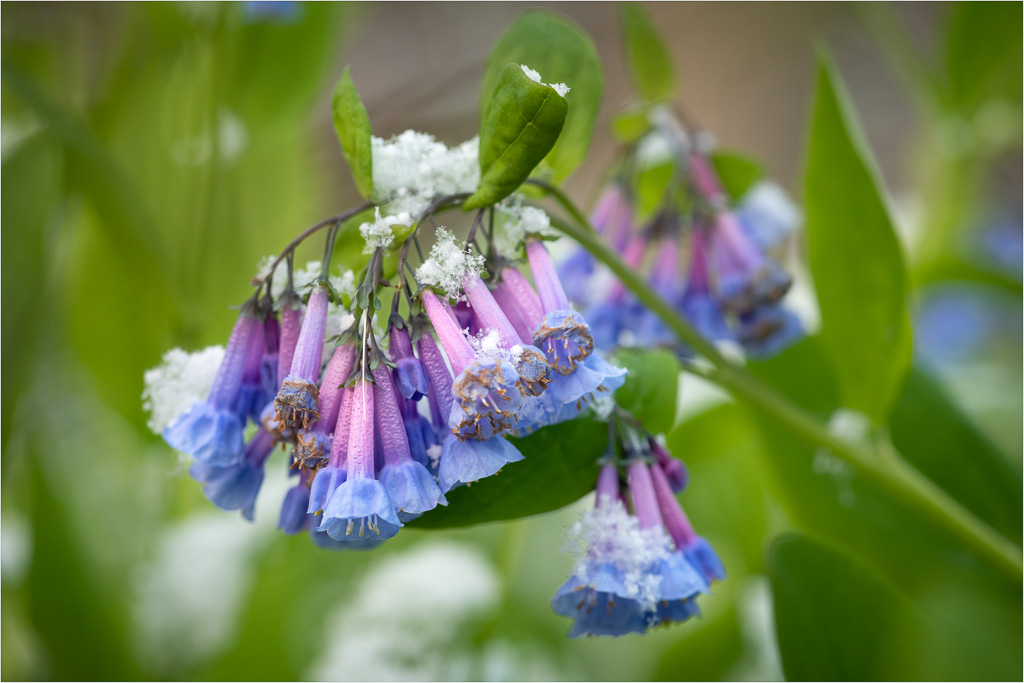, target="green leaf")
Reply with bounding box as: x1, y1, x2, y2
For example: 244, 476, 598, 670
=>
611, 106, 651, 144
410, 417, 607, 528
620, 3, 675, 103
466, 63, 568, 210
804, 54, 912, 423
890, 367, 1022, 542
632, 159, 674, 221
612, 348, 680, 434
944, 2, 1023, 112
769, 533, 915, 681
480, 10, 602, 183
709, 150, 764, 202
331, 66, 373, 200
